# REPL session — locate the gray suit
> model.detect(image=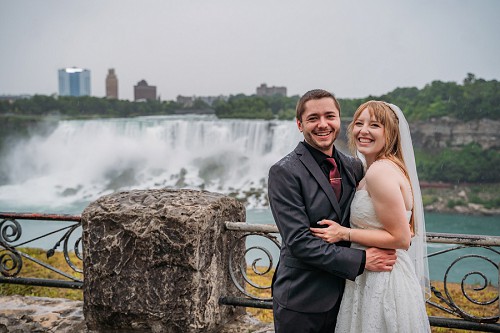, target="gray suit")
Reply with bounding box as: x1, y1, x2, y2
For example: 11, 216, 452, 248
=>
268, 142, 364, 317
